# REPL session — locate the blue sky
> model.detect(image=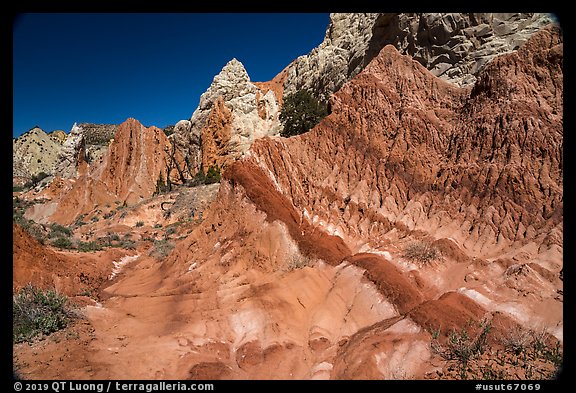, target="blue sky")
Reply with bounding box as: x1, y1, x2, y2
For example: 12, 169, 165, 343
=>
12, 13, 330, 138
